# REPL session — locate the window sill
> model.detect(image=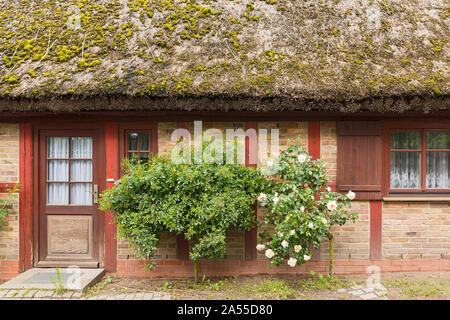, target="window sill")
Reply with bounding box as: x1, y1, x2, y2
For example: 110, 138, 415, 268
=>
383, 197, 450, 202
